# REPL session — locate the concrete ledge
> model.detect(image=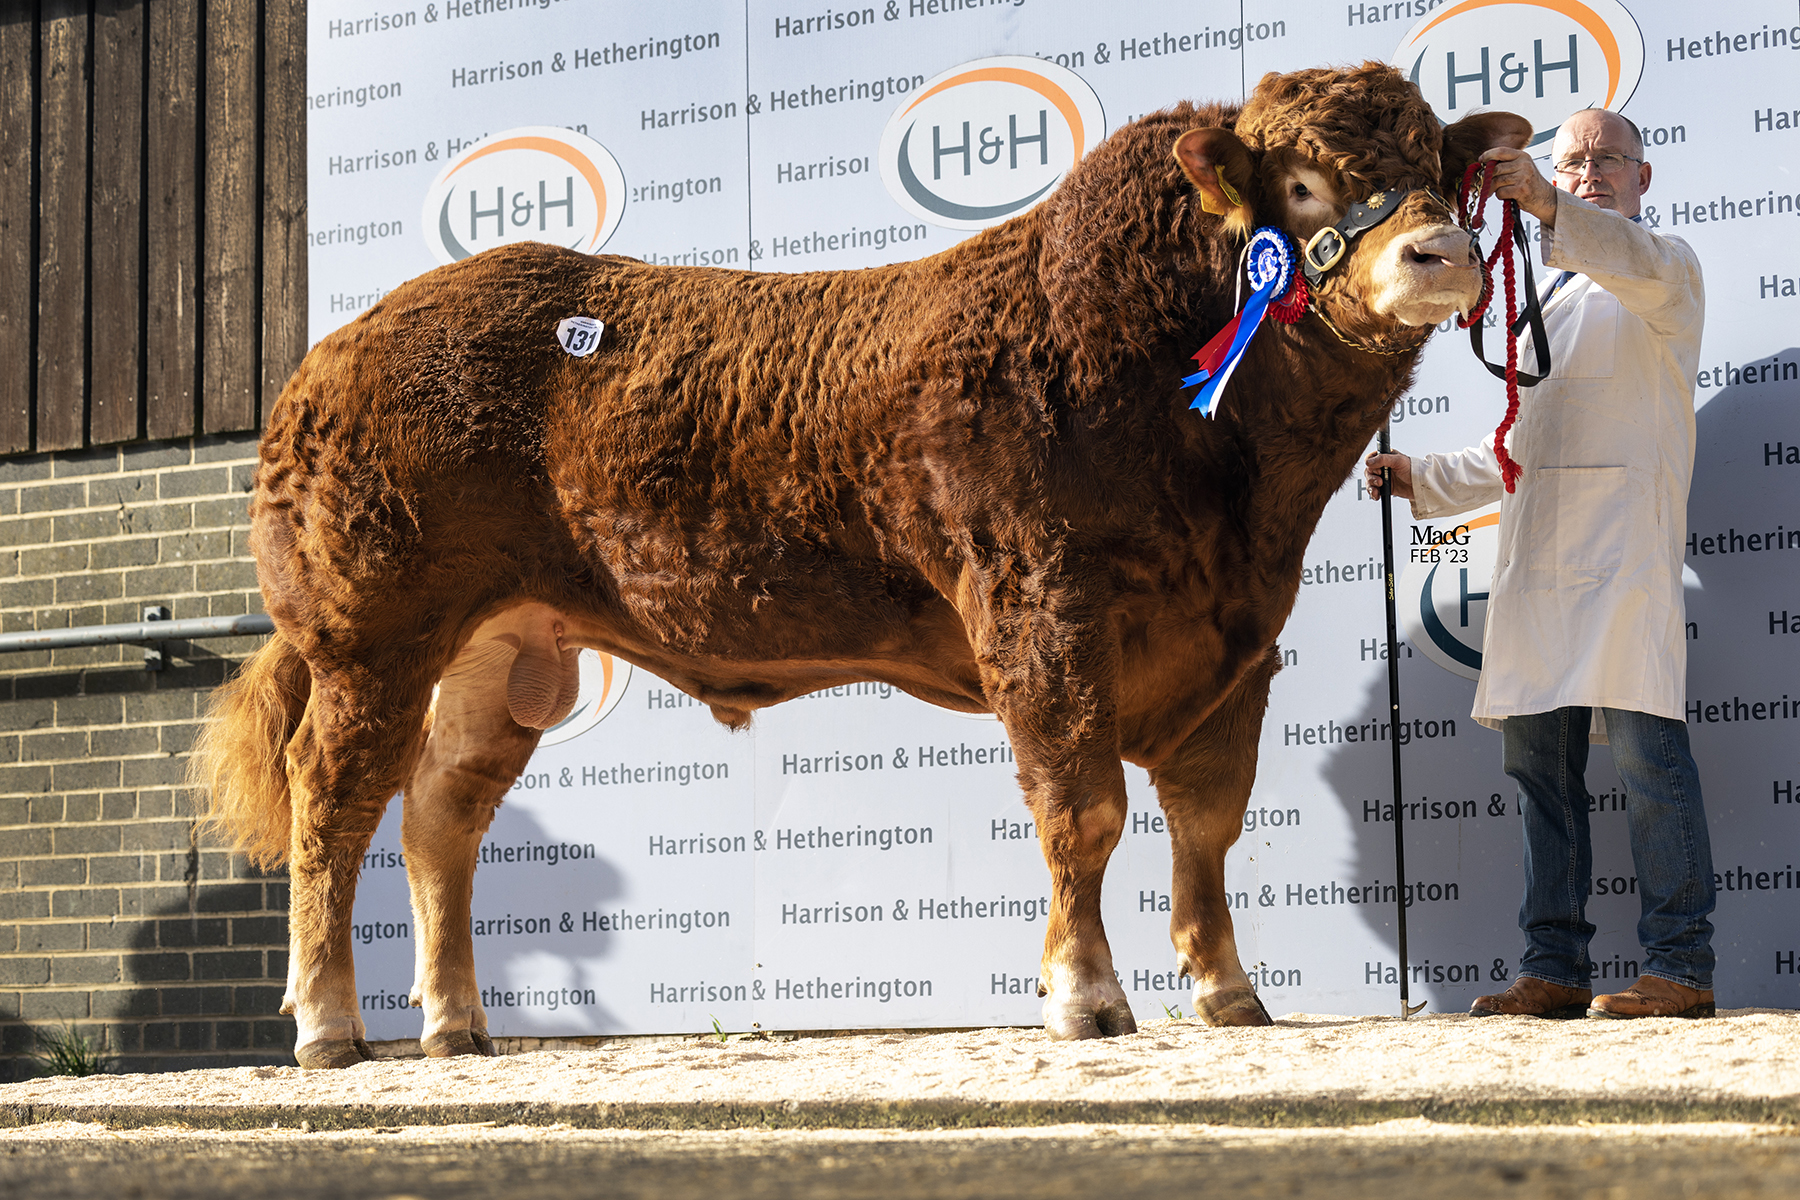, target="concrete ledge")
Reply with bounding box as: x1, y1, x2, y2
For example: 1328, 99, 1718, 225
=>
5, 1095, 1800, 1132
